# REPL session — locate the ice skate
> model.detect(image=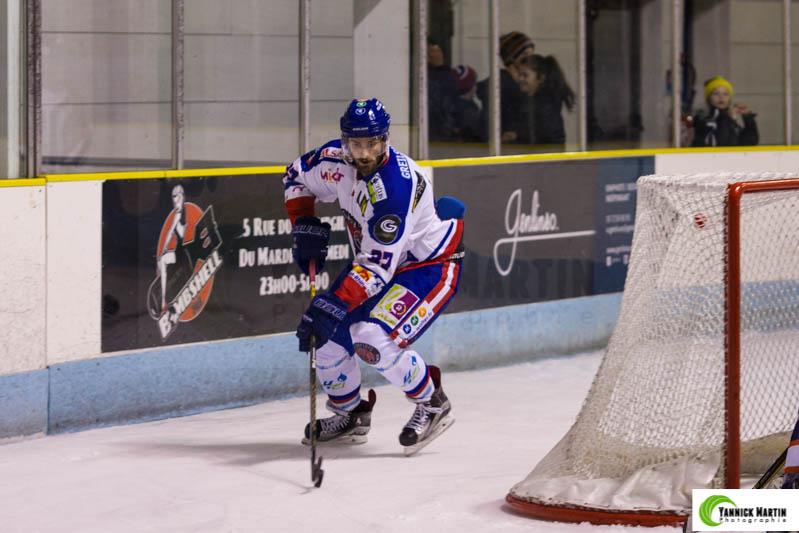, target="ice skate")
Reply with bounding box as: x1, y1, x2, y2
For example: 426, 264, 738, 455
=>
399, 366, 454, 456
302, 389, 376, 446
